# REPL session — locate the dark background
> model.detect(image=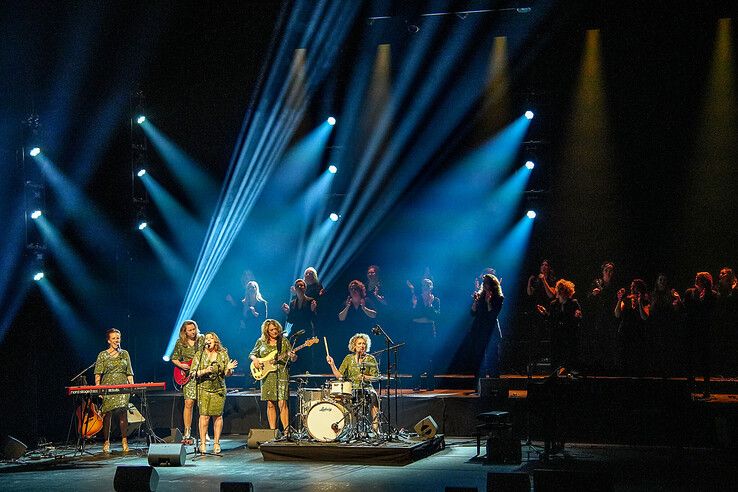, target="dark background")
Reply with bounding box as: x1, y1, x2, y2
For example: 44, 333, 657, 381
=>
1, 0, 736, 446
